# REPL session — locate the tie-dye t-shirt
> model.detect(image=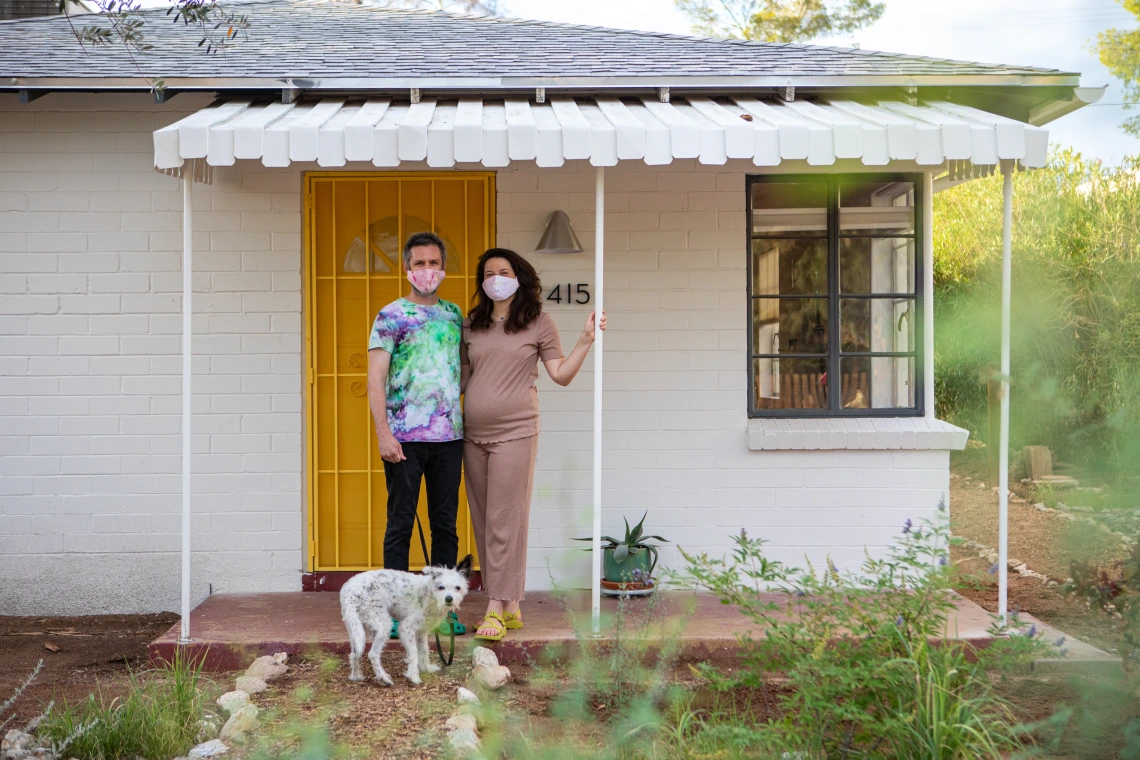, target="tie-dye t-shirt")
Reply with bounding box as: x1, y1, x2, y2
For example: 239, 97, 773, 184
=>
368, 298, 463, 442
